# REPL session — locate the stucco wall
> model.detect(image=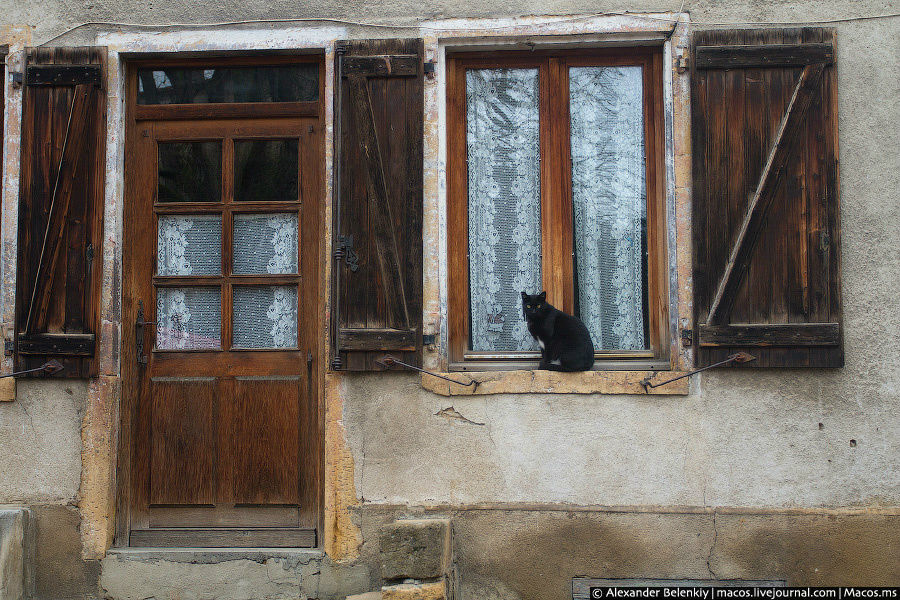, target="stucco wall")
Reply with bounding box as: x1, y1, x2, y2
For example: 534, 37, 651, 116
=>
0, 0, 897, 596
